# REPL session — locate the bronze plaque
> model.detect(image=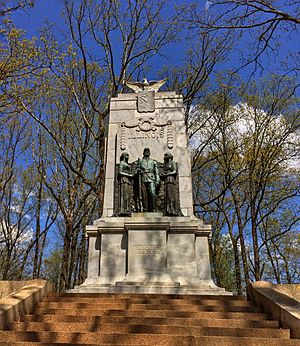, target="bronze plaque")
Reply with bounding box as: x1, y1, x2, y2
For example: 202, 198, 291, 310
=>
137, 91, 155, 112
